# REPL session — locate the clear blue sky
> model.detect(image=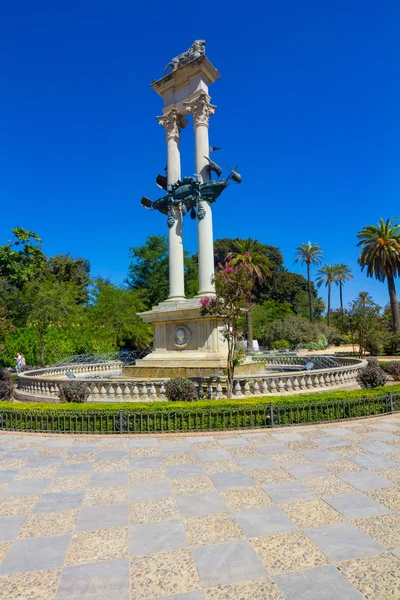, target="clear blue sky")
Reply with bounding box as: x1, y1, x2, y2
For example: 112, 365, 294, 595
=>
0, 0, 399, 310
